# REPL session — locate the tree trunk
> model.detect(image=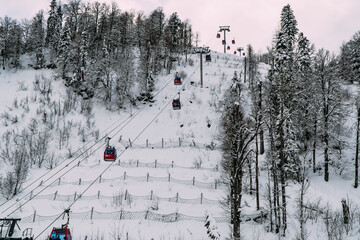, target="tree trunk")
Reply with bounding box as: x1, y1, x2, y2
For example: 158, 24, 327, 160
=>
355, 105, 360, 188
312, 118, 317, 173
255, 134, 260, 210
324, 119, 329, 182
258, 81, 265, 155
